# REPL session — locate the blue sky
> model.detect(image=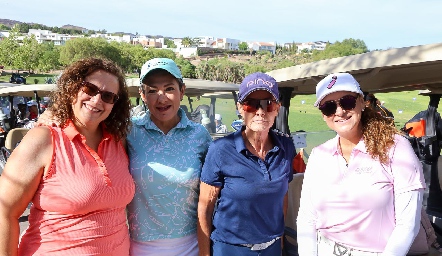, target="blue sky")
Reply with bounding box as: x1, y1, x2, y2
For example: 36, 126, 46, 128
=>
0, 0, 441, 50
